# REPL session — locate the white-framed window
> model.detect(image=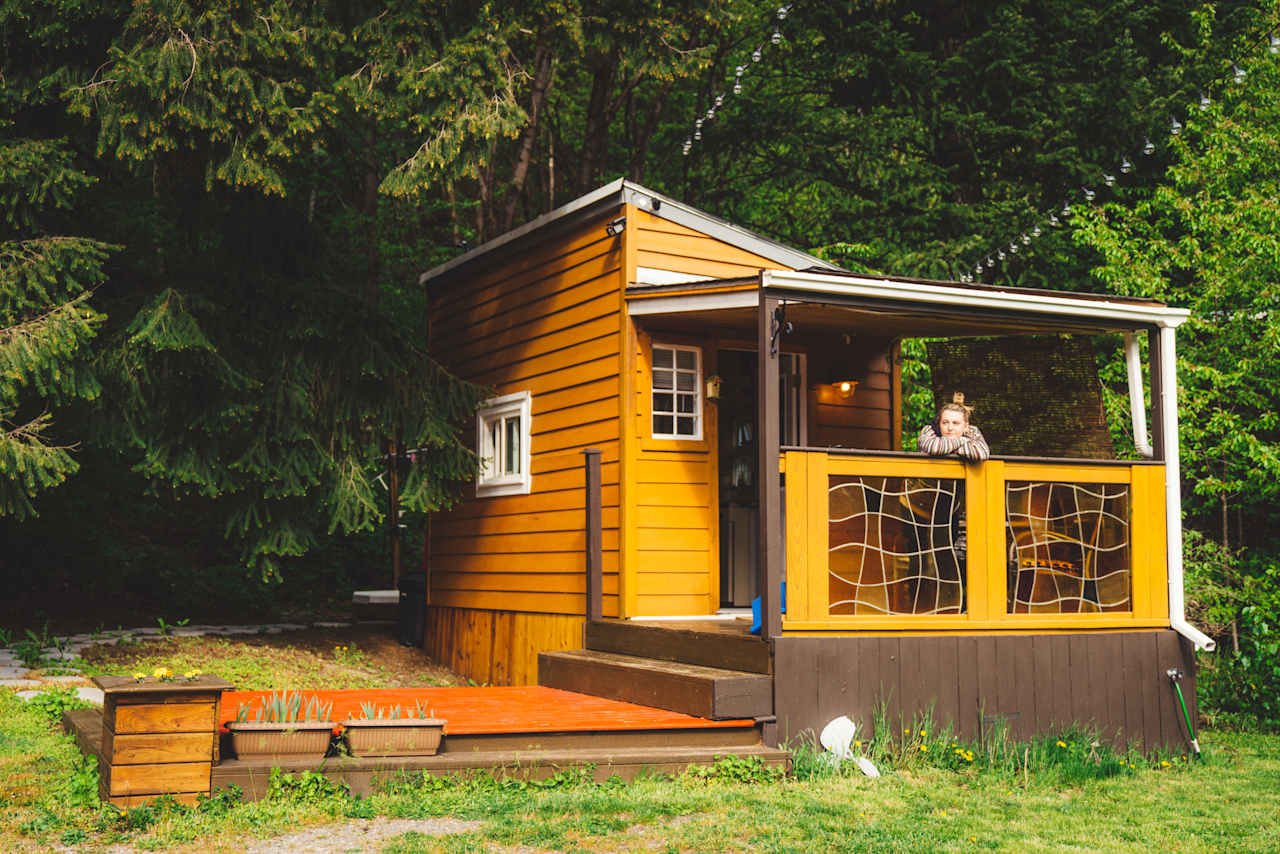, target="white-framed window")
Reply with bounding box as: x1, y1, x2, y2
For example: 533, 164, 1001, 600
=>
651, 343, 702, 440
476, 391, 532, 497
